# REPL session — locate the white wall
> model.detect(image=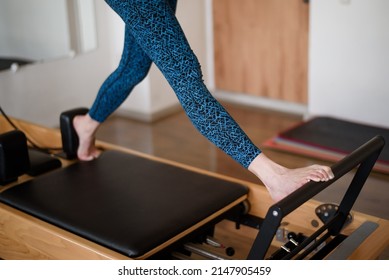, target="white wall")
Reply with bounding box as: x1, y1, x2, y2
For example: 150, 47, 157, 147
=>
308, 0, 389, 128
0, 0, 208, 127
0, 0, 71, 61
0, 0, 117, 127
